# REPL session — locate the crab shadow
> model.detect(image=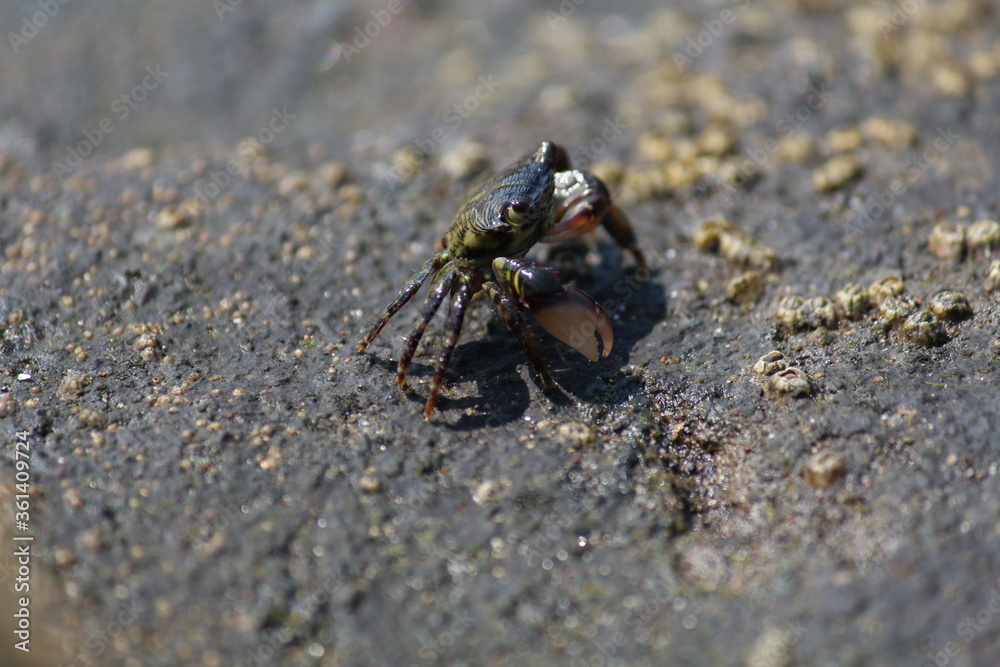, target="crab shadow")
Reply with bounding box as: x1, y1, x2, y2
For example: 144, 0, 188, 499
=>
399, 262, 668, 430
